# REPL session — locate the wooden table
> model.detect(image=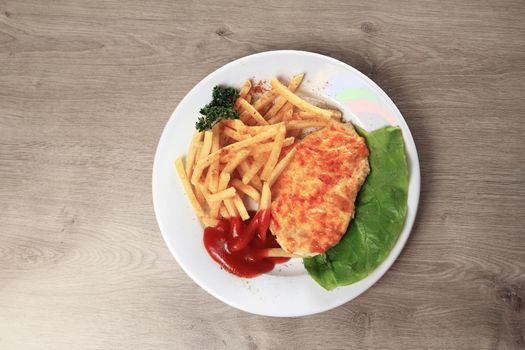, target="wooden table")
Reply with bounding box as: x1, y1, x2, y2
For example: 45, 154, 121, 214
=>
1, 0, 524, 349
